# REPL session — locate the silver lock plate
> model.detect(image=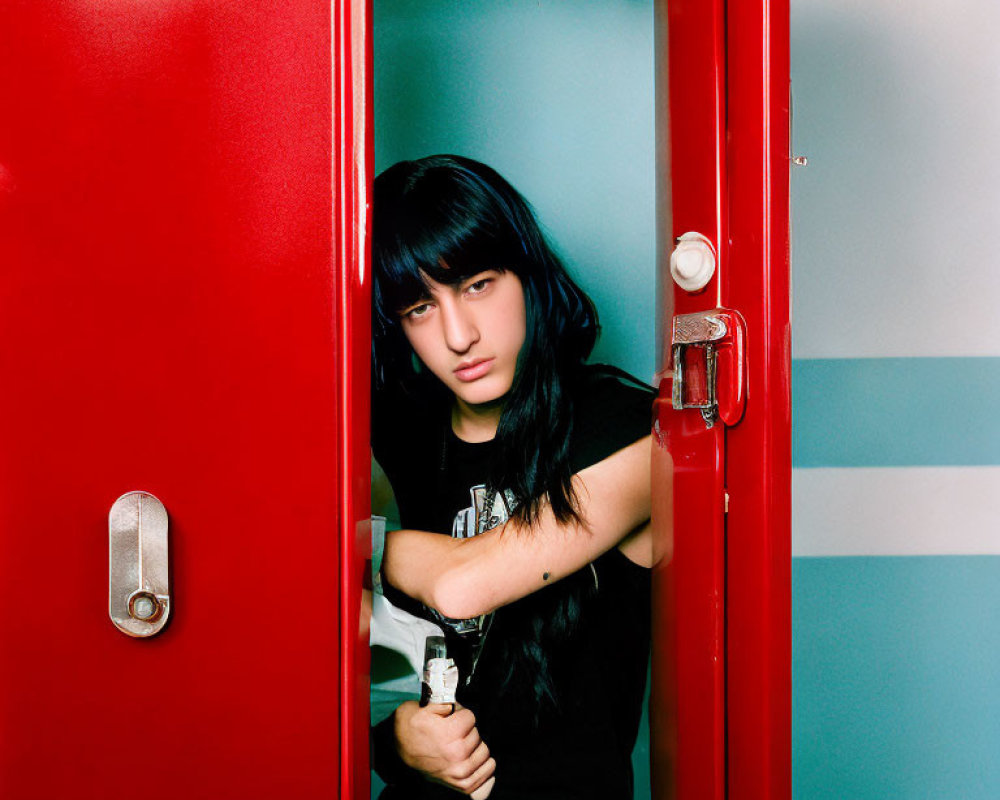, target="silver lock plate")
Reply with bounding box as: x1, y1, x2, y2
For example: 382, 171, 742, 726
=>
109, 491, 170, 637
672, 312, 729, 425
670, 309, 748, 429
